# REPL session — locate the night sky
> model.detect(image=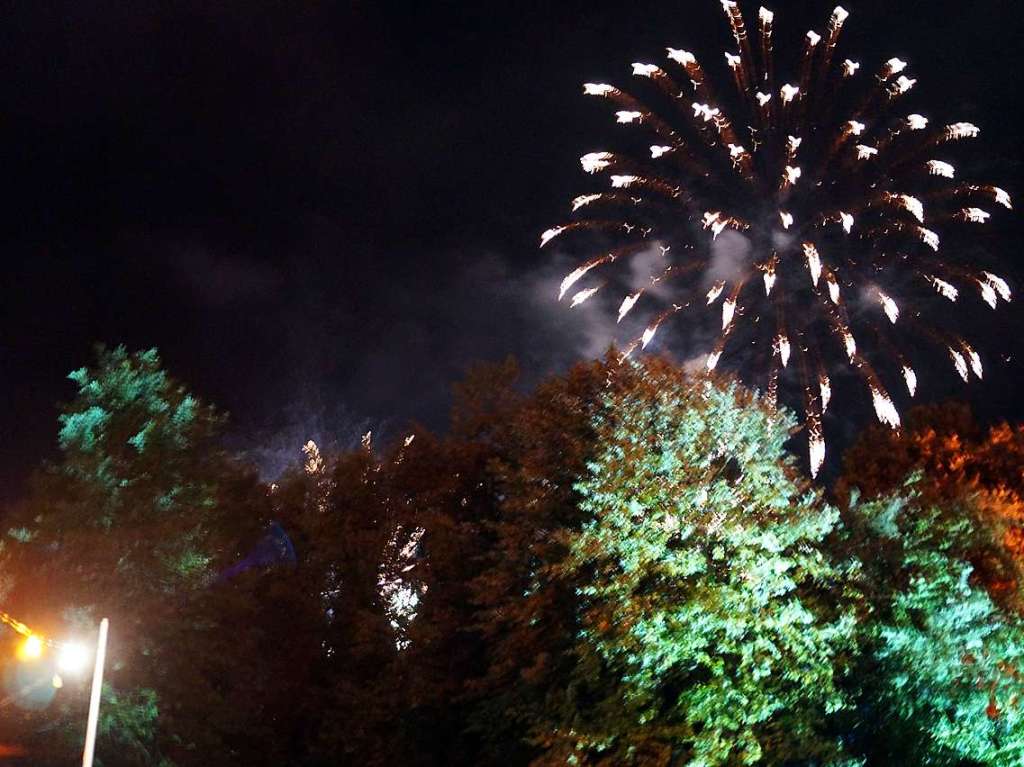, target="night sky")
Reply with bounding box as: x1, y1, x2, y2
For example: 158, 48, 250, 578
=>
1, 0, 1022, 498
